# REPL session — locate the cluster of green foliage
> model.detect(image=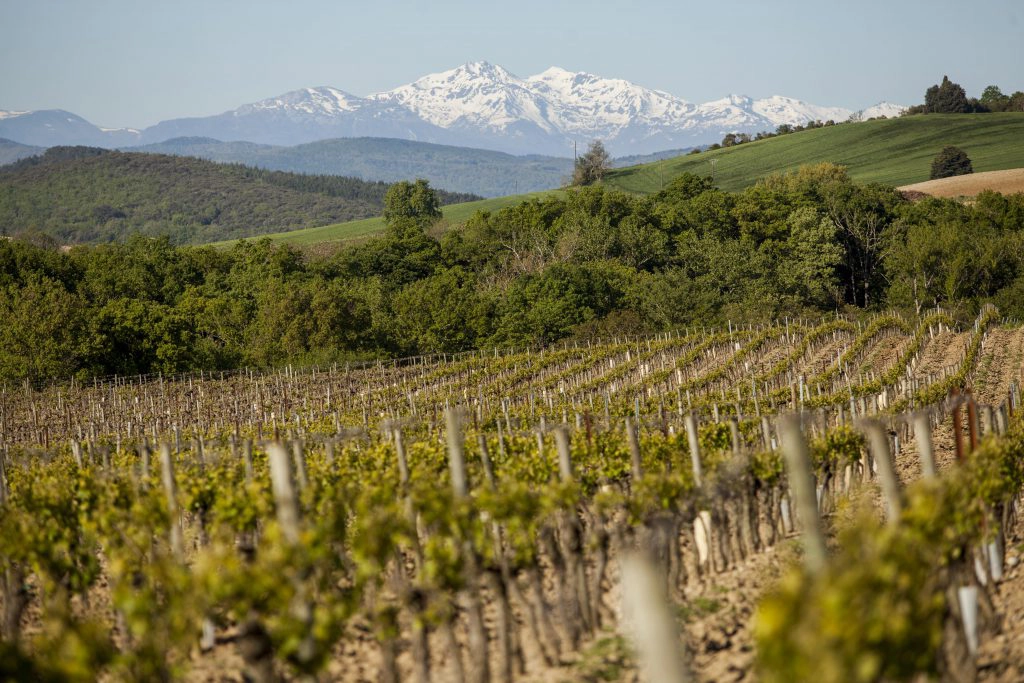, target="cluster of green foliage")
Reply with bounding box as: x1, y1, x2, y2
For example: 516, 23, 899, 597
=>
977, 85, 1024, 113
0, 147, 478, 244
905, 76, 1024, 115
3, 166, 1024, 384
930, 145, 973, 179
707, 119, 844, 152
571, 140, 612, 186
